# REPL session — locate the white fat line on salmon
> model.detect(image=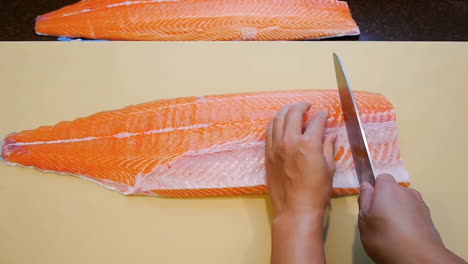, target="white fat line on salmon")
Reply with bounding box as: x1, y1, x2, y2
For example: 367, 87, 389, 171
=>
107, 0, 180, 8
144, 123, 210, 135
7, 123, 212, 146
9, 136, 99, 146
60, 0, 180, 17
62, 9, 93, 17
113, 124, 210, 138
